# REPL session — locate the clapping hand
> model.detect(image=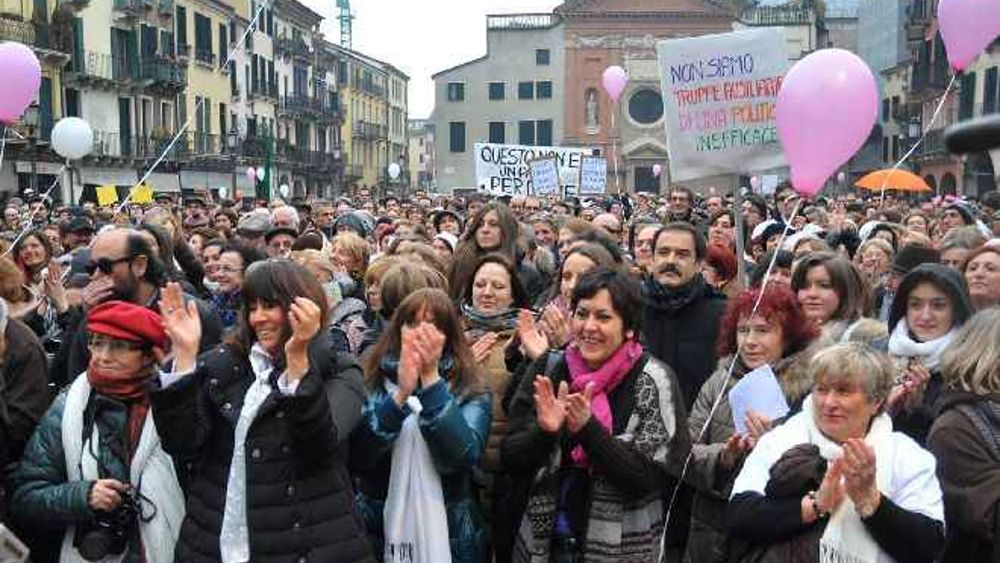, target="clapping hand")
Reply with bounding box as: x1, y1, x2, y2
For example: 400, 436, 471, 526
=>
744, 410, 773, 441
517, 309, 549, 361
565, 383, 594, 434
841, 439, 880, 515
470, 332, 499, 364
886, 360, 930, 415
43, 259, 69, 313
720, 433, 755, 470
540, 305, 571, 349
394, 321, 447, 406
534, 376, 568, 434
158, 282, 201, 373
